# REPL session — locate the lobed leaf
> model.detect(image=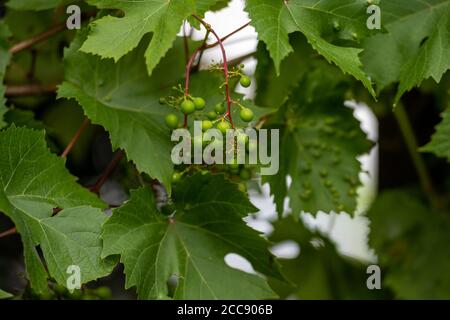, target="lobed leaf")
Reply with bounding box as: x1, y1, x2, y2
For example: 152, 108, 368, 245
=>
102, 173, 281, 300
362, 0, 450, 103
81, 0, 224, 76
245, 0, 375, 96
0, 126, 112, 293
263, 67, 372, 216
